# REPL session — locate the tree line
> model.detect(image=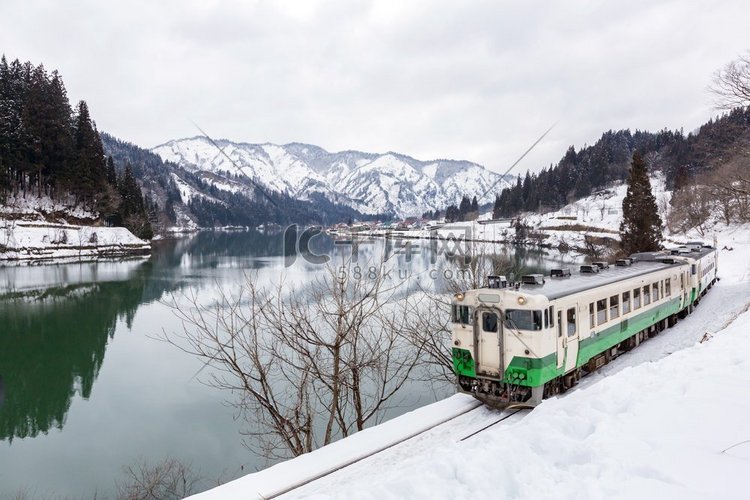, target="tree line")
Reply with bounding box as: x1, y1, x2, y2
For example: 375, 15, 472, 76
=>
0, 56, 152, 239
424, 195, 479, 222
